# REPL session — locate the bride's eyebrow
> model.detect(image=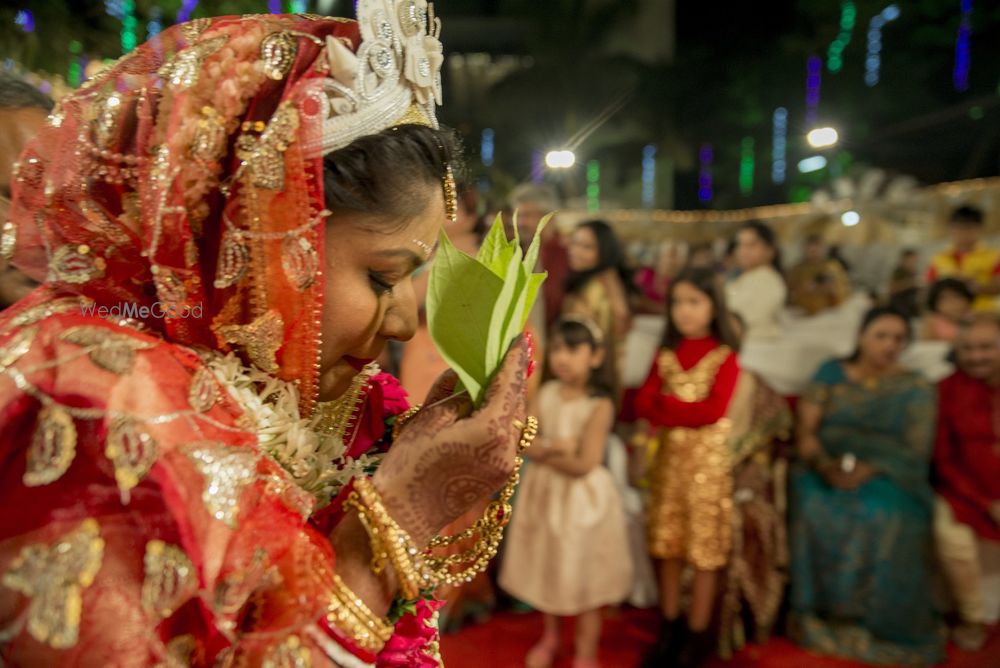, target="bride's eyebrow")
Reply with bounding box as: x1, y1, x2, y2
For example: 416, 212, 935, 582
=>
373, 247, 430, 270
